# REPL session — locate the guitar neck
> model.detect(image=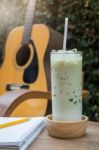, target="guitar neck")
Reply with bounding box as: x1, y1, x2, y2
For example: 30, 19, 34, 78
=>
22, 0, 37, 45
